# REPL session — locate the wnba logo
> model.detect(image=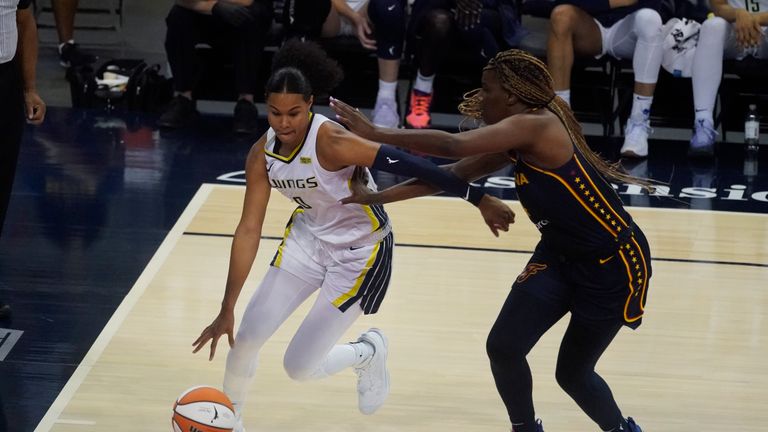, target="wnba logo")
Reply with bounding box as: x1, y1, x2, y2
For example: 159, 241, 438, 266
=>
516, 263, 547, 283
